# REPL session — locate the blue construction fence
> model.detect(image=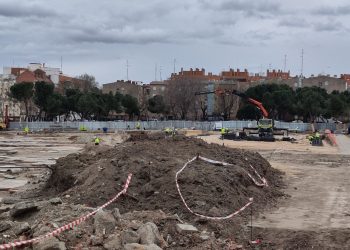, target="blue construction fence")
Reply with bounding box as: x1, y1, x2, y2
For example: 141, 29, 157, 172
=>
8, 120, 339, 133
